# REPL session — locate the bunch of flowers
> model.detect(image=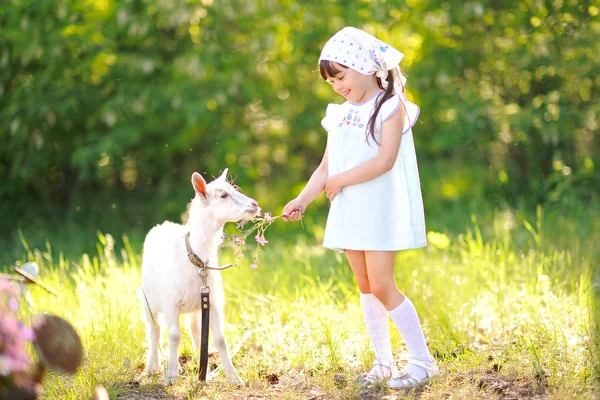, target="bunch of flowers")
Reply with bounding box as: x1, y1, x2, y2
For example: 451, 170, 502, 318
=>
231, 212, 280, 269
0, 279, 36, 394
